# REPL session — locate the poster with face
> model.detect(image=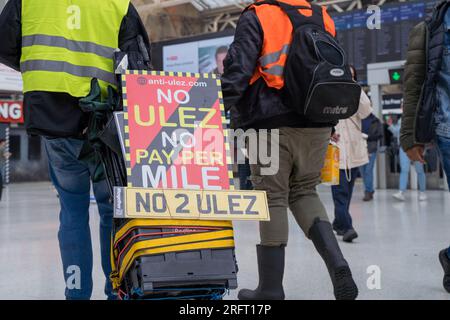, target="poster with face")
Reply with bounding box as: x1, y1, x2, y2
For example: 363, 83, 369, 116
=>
163, 36, 233, 75
198, 37, 233, 75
